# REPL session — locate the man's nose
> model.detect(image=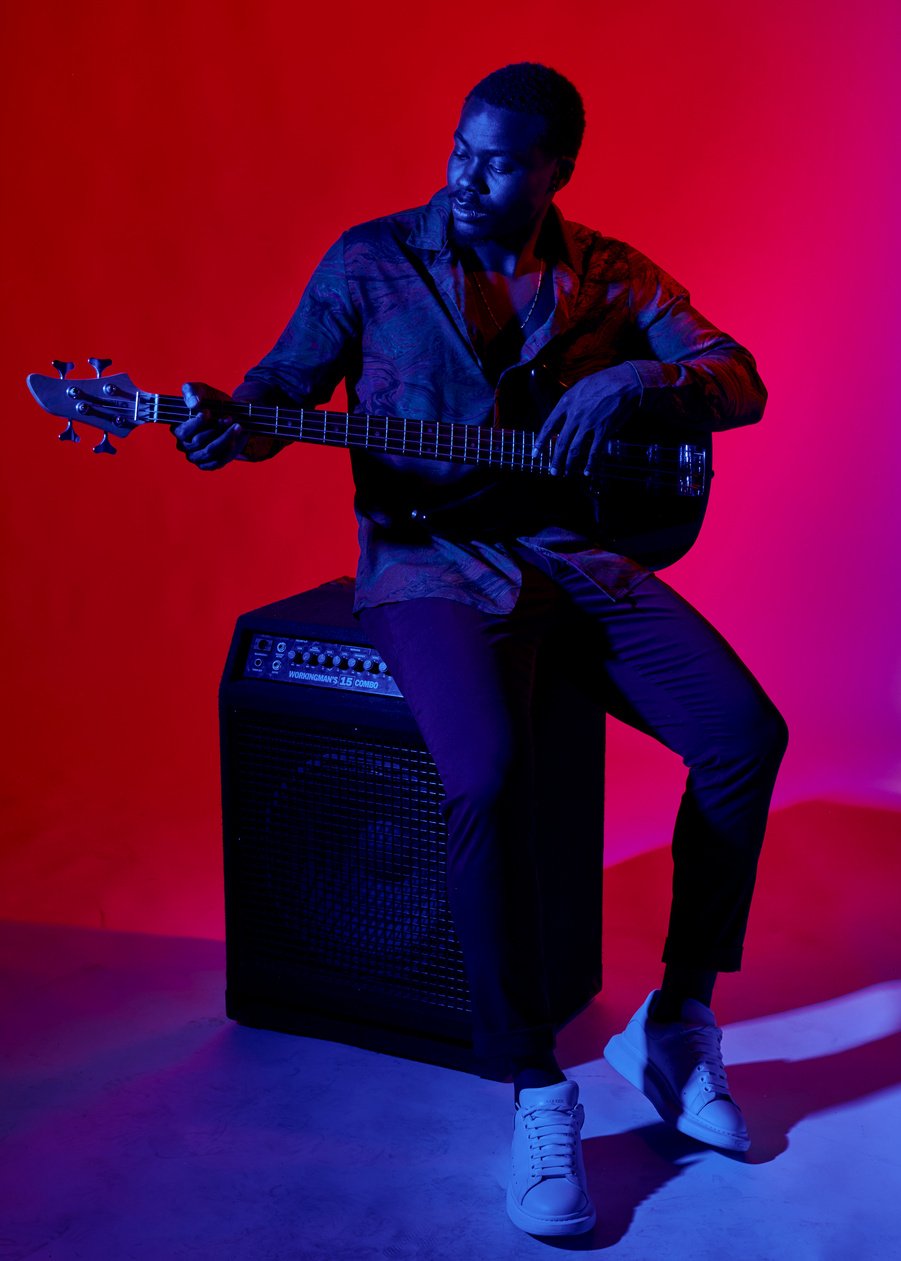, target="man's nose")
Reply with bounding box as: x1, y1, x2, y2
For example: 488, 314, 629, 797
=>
457, 159, 486, 192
